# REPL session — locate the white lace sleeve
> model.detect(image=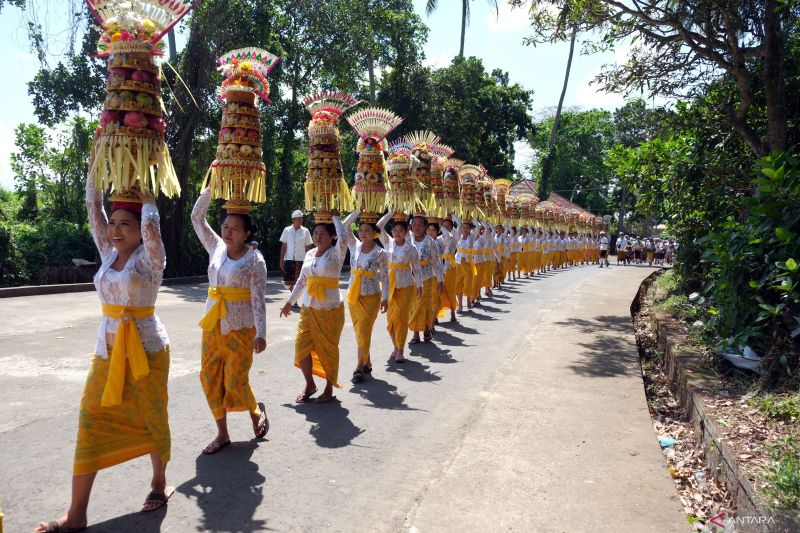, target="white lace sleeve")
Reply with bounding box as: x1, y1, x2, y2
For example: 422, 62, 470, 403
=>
191, 188, 223, 254
451, 213, 462, 229
332, 215, 349, 262
377, 211, 392, 248
430, 238, 444, 283
377, 250, 389, 301
409, 244, 423, 289
251, 251, 268, 340
140, 202, 166, 271
85, 178, 112, 256
342, 209, 359, 255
